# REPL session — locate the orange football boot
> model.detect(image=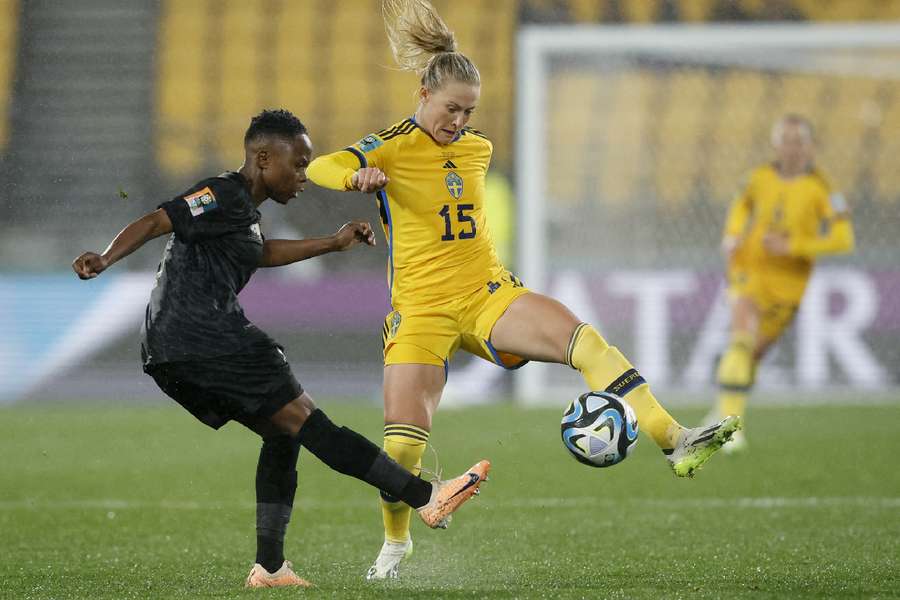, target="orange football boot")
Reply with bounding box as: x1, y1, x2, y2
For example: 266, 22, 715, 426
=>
417, 459, 491, 529
244, 560, 312, 588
